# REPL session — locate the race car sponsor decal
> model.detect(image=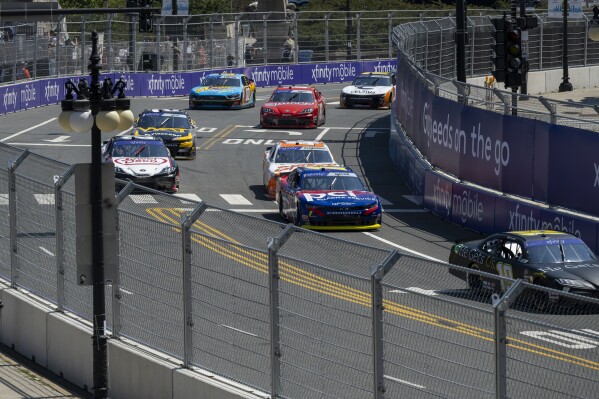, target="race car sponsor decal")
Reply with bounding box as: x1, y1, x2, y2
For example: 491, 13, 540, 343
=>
273, 163, 338, 173
302, 191, 376, 202
113, 157, 169, 165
